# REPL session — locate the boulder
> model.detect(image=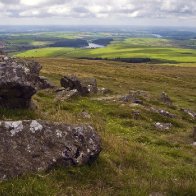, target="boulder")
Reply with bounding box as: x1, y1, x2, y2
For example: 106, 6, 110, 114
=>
81, 78, 98, 94
60, 76, 98, 96
0, 56, 52, 108
0, 120, 101, 180
60, 76, 89, 96
37, 76, 55, 90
